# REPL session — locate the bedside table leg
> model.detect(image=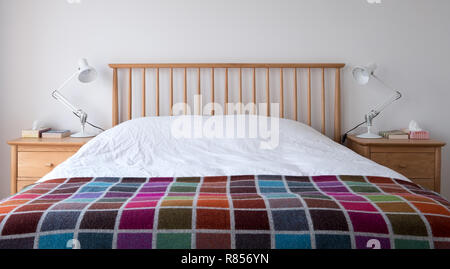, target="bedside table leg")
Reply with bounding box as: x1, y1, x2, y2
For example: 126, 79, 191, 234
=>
10, 145, 17, 195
